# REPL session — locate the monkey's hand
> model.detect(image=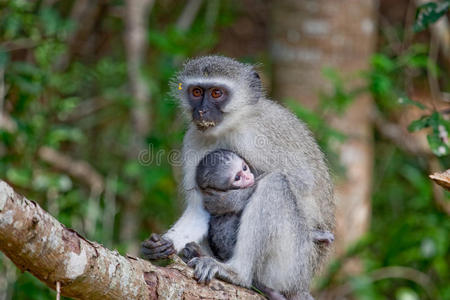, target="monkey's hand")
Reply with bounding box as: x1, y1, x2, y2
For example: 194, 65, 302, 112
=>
181, 242, 206, 263
188, 257, 220, 284
141, 233, 176, 260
